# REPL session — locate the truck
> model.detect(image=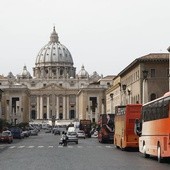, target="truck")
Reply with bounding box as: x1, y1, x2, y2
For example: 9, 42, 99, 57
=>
98, 114, 114, 143
79, 119, 91, 138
